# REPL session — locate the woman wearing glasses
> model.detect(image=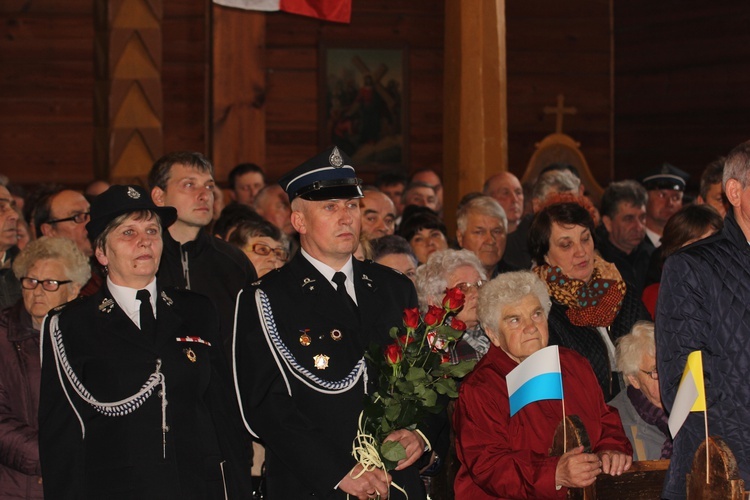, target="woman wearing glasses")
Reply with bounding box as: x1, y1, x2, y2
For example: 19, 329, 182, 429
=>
0, 237, 88, 499
227, 218, 290, 277
609, 321, 671, 461
38, 185, 251, 499
415, 249, 488, 364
